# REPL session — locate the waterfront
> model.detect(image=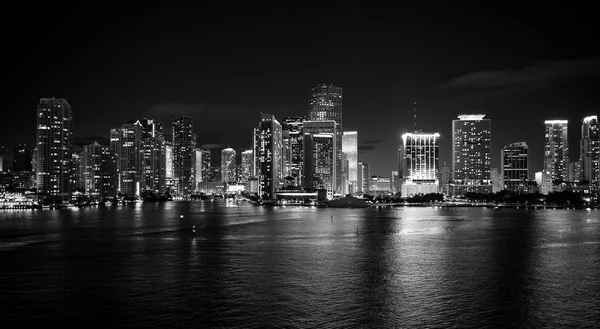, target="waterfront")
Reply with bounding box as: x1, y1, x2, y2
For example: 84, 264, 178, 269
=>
1, 201, 599, 327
